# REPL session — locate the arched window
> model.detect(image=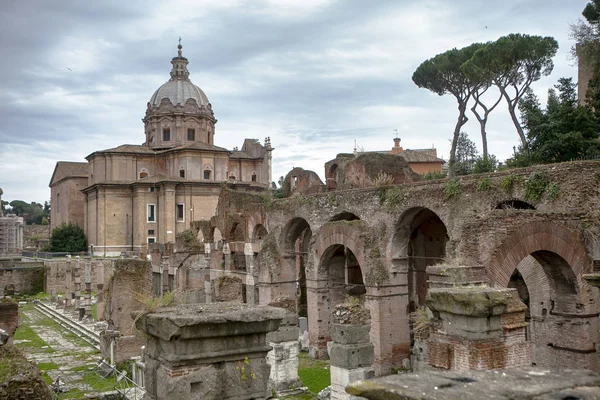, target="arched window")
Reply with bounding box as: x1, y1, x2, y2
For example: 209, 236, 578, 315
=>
139, 168, 149, 179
